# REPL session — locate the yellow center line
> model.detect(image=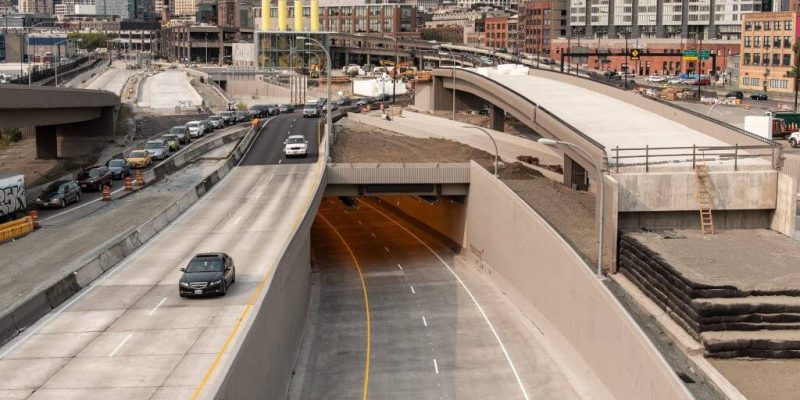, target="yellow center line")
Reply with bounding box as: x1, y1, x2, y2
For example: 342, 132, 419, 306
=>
190, 121, 326, 400
319, 212, 372, 400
